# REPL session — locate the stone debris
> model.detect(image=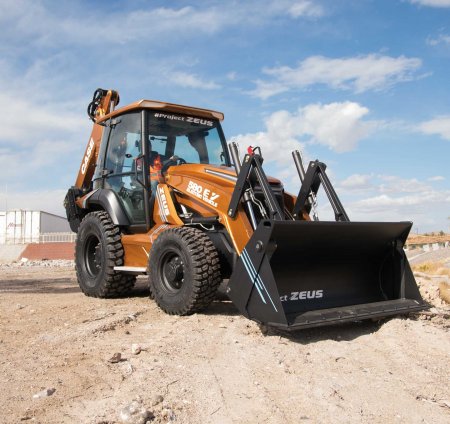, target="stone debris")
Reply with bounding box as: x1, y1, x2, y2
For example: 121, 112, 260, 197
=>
128, 313, 138, 321
32, 388, 56, 399
1, 259, 74, 269
439, 281, 450, 304
108, 352, 123, 363
131, 344, 142, 355
121, 361, 134, 376
119, 399, 153, 424
151, 395, 164, 406
160, 407, 175, 421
